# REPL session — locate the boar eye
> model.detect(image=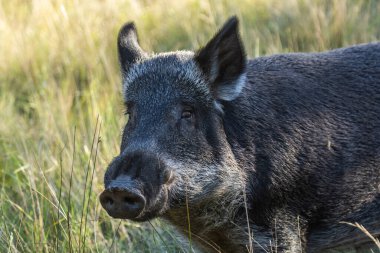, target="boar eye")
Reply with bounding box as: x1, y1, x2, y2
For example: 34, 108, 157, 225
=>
181, 108, 193, 119
124, 102, 134, 116
124, 109, 132, 119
